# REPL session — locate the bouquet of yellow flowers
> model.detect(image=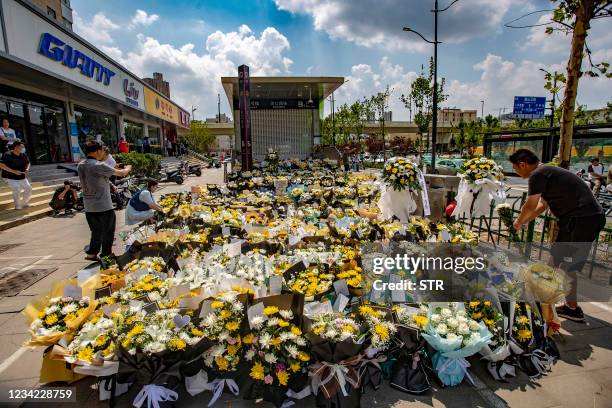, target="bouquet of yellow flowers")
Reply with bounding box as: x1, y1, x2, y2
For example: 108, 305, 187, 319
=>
199, 292, 246, 373
458, 157, 504, 183
382, 157, 421, 192
244, 307, 310, 406
27, 295, 96, 346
